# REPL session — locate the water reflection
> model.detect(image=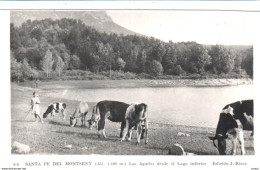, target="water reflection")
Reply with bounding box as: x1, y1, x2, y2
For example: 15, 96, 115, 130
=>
58, 85, 254, 128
